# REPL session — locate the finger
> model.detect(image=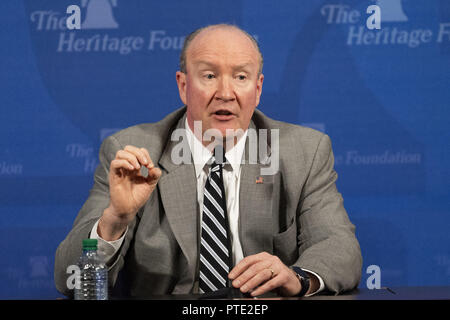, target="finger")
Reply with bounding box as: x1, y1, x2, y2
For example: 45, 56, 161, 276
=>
110, 159, 136, 172
231, 260, 270, 288
140, 148, 154, 168
124, 145, 148, 166
130, 167, 161, 186
116, 150, 141, 169
146, 167, 162, 184
250, 275, 284, 297
229, 252, 269, 280
239, 268, 273, 293
130, 174, 154, 184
